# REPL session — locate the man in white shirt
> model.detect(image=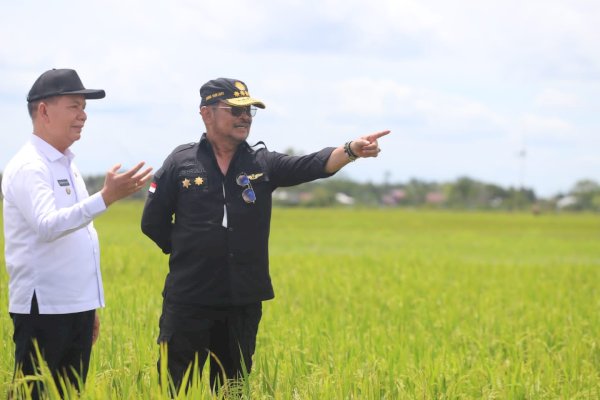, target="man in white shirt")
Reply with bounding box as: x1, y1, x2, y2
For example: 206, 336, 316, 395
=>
1, 68, 152, 398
